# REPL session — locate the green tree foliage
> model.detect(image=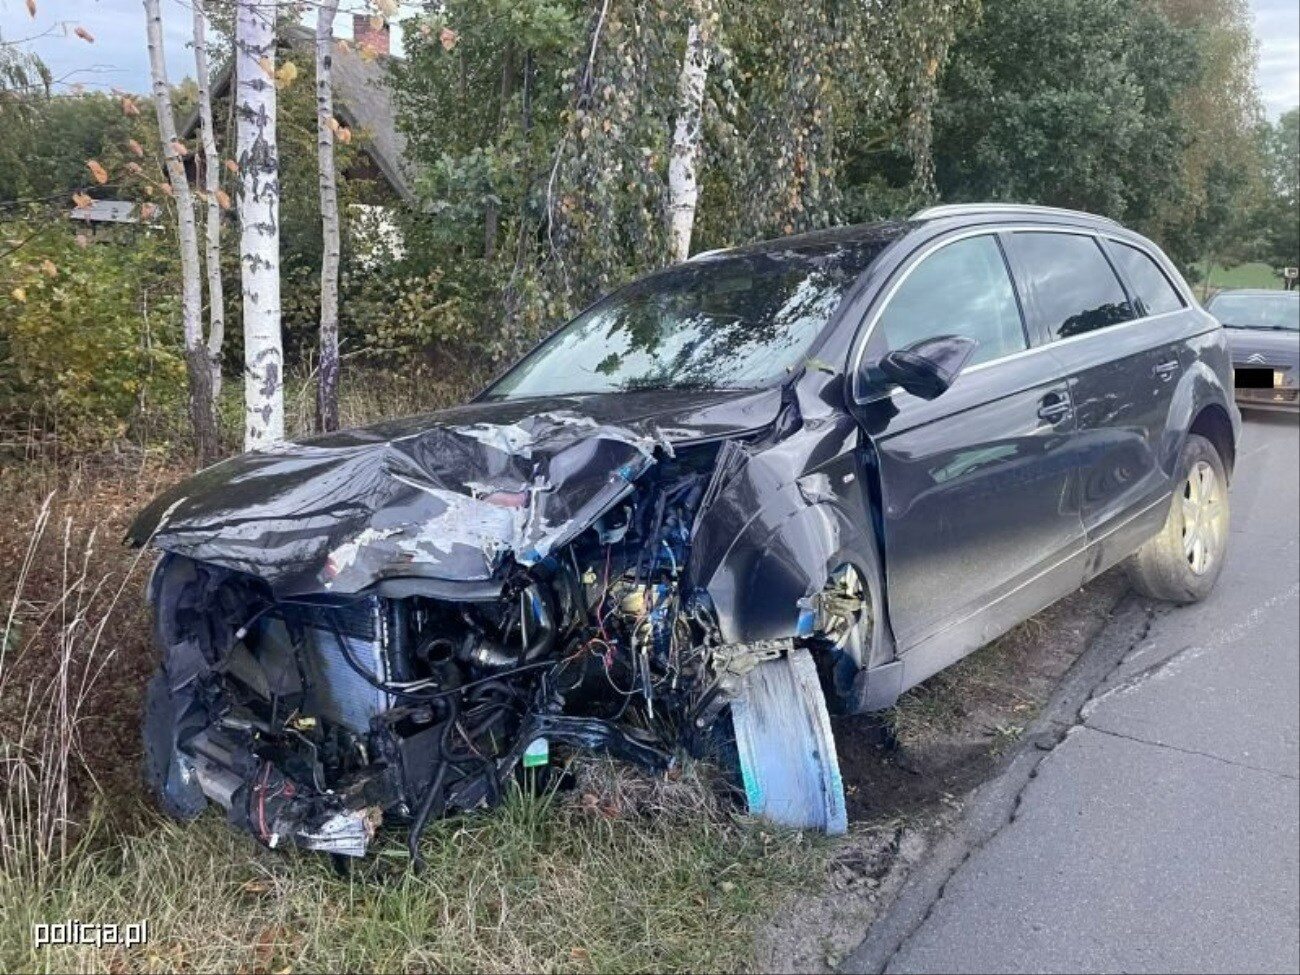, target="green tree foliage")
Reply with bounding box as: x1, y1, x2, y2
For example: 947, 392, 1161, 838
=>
933, 0, 1201, 234
0, 223, 186, 445
1256, 109, 1299, 269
